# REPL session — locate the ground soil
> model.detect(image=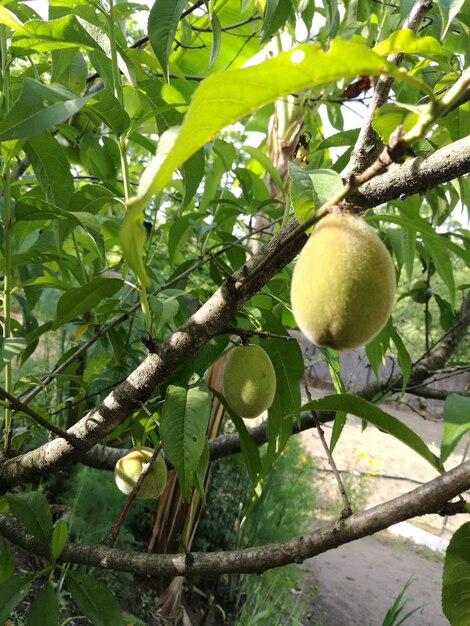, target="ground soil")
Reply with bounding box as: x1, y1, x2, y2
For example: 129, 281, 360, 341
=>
298, 397, 468, 626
